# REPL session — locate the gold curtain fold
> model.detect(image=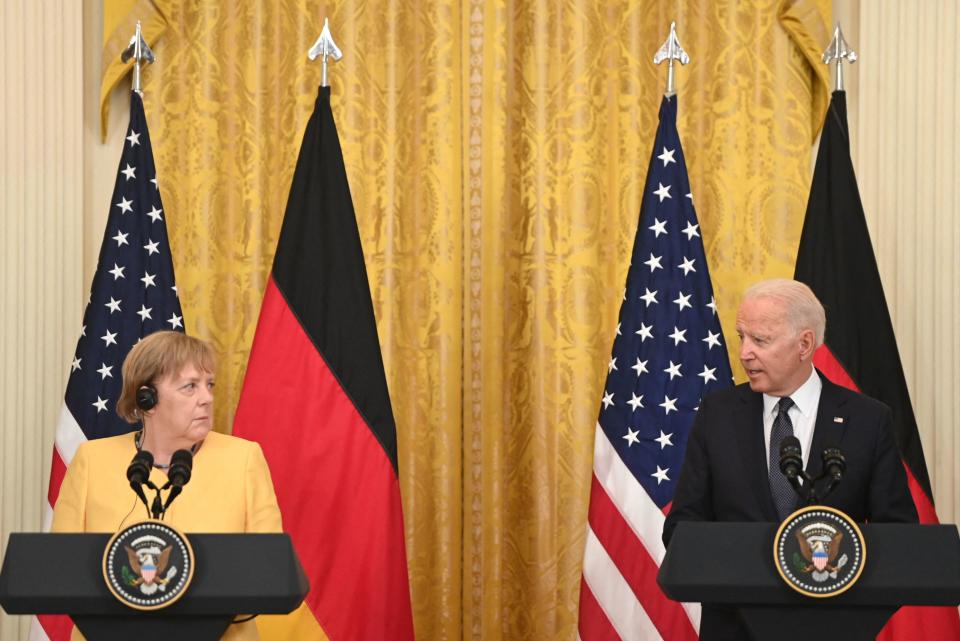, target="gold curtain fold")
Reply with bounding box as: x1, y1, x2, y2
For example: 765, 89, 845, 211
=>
103, 1, 829, 640
462, 2, 829, 639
